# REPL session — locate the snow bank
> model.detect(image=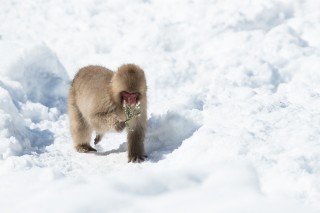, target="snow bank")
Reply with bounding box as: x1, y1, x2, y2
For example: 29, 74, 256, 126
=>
0, 41, 69, 159
7, 44, 69, 112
